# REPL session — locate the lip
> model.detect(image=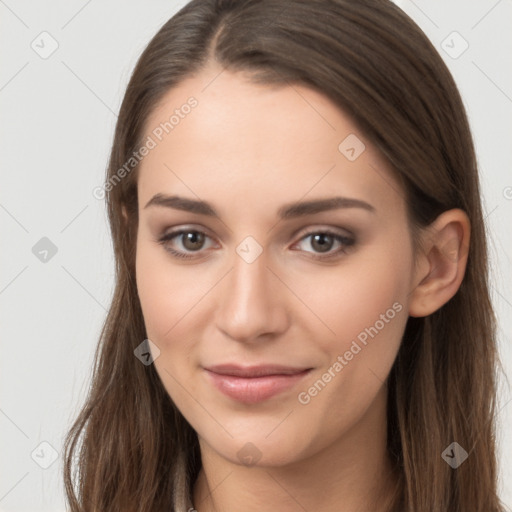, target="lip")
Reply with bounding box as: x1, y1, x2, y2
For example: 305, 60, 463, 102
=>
203, 364, 312, 404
